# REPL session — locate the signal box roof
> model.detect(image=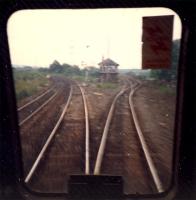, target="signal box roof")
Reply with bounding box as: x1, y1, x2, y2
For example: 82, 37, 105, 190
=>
98, 58, 119, 66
